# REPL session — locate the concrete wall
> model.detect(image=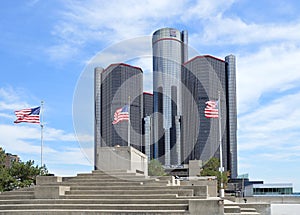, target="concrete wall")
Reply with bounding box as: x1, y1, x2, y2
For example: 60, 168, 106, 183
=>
188, 160, 202, 177
239, 203, 271, 215
34, 186, 70, 199
96, 146, 148, 176
189, 198, 224, 215
181, 178, 218, 197
36, 176, 62, 185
